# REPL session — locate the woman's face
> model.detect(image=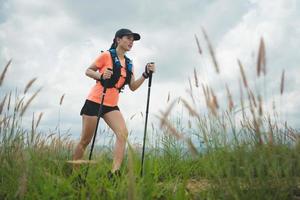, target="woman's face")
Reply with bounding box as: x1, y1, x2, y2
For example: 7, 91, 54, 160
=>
117, 35, 134, 51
